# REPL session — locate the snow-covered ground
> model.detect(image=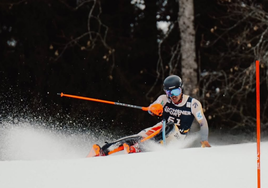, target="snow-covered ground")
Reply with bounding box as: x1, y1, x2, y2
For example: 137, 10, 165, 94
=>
0, 122, 267, 188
